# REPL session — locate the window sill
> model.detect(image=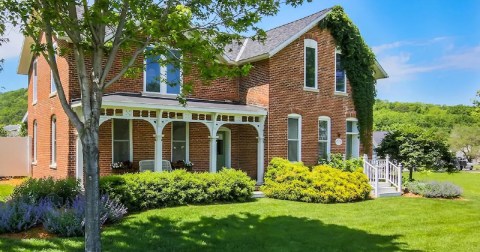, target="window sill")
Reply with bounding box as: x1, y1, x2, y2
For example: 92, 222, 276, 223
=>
49, 164, 57, 169
334, 91, 348, 97
31, 161, 37, 166
303, 87, 319, 93
142, 92, 179, 98
49, 91, 57, 98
